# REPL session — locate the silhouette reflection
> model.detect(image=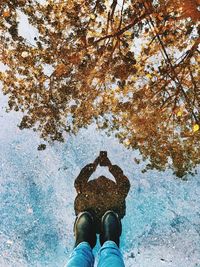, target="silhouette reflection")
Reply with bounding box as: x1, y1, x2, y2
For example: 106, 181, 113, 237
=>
74, 151, 130, 233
